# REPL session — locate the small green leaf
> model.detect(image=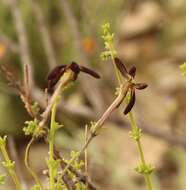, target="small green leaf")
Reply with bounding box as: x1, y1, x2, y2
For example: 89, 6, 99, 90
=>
23, 119, 45, 138
135, 163, 154, 175
129, 128, 142, 141
0, 174, 6, 185
31, 102, 40, 114
180, 63, 186, 76
2, 160, 15, 170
